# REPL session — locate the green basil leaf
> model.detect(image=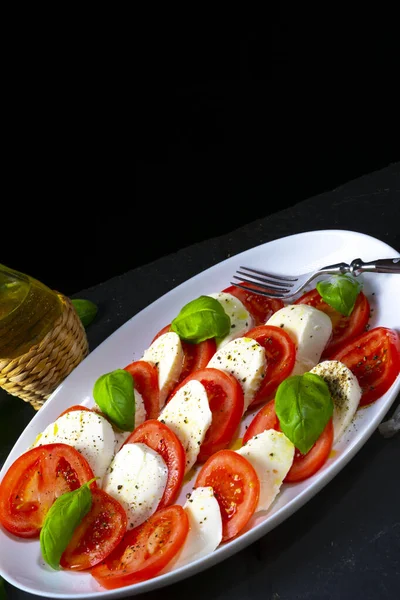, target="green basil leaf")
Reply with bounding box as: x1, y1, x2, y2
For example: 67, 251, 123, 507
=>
171, 295, 230, 343
275, 372, 333, 455
93, 369, 135, 431
316, 274, 362, 316
40, 478, 96, 570
71, 298, 98, 327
